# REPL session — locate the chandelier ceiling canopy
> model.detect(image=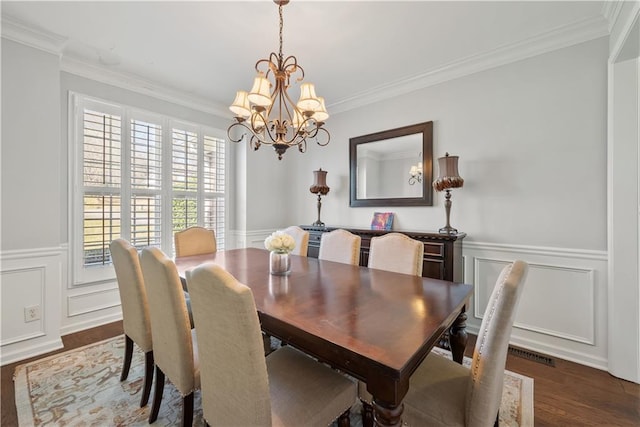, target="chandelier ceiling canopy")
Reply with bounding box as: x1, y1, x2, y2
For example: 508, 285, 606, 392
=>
227, 0, 330, 160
